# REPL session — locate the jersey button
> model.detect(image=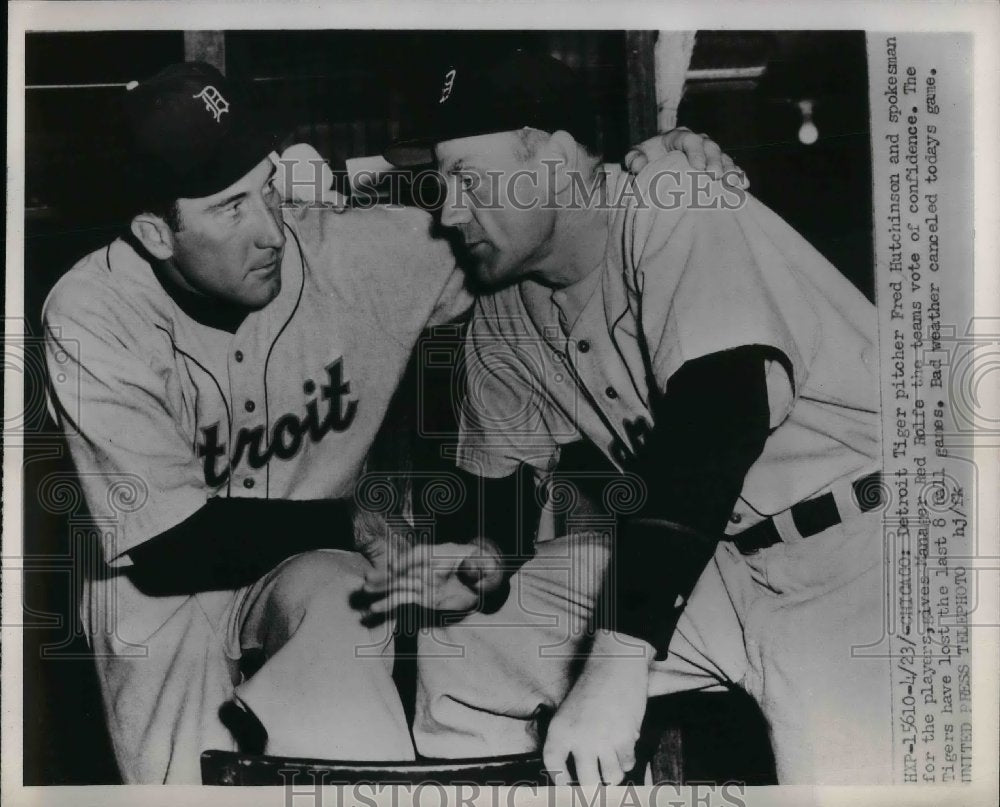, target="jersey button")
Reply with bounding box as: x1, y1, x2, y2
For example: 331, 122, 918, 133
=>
578, 340, 591, 353
730, 512, 742, 524
605, 386, 618, 399
243, 478, 255, 489
234, 350, 244, 363
245, 400, 256, 413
